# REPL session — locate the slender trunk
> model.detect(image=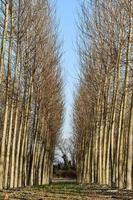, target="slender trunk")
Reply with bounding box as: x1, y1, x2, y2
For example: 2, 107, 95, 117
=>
38, 144, 45, 185
0, 2, 9, 83
110, 47, 122, 186
118, 11, 132, 188
0, 100, 9, 189
42, 150, 50, 185
126, 92, 133, 190
4, 103, 14, 189
4, 4, 14, 188
10, 106, 19, 188
115, 99, 123, 187
29, 130, 38, 186
18, 74, 33, 187
14, 113, 23, 188
10, 0, 21, 187
99, 97, 104, 184
29, 104, 39, 185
